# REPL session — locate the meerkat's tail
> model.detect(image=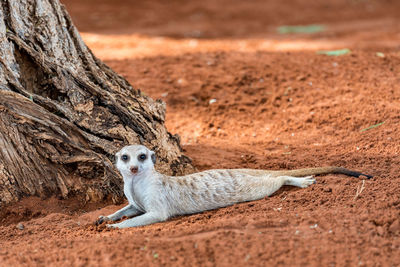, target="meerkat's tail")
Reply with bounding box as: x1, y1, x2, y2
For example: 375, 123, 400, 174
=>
271, 166, 373, 179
